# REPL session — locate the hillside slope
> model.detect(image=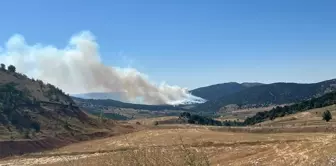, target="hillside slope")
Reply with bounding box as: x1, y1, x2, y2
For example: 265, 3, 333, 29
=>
0, 65, 135, 157
196, 79, 336, 112
244, 91, 336, 125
